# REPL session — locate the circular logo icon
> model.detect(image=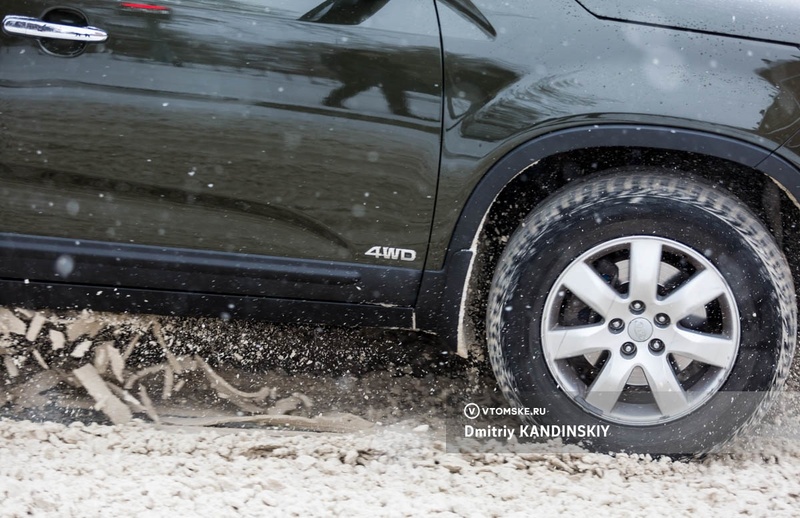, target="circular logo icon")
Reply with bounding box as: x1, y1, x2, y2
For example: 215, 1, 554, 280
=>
463, 403, 481, 420
628, 317, 654, 342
